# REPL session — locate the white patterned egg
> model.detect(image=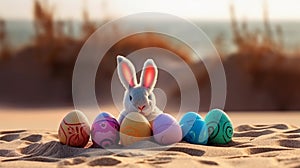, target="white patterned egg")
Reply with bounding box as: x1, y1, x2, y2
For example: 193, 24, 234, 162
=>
58, 110, 90, 147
